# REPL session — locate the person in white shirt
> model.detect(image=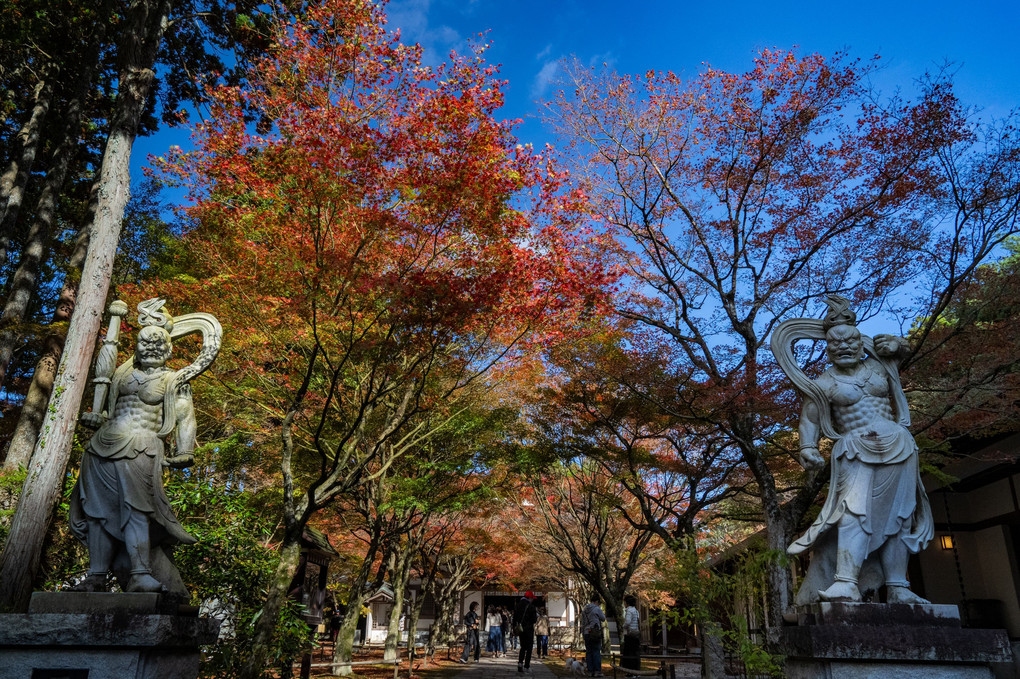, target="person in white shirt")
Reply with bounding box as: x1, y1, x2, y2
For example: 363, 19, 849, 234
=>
621, 595, 641, 672
486, 607, 504, 658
